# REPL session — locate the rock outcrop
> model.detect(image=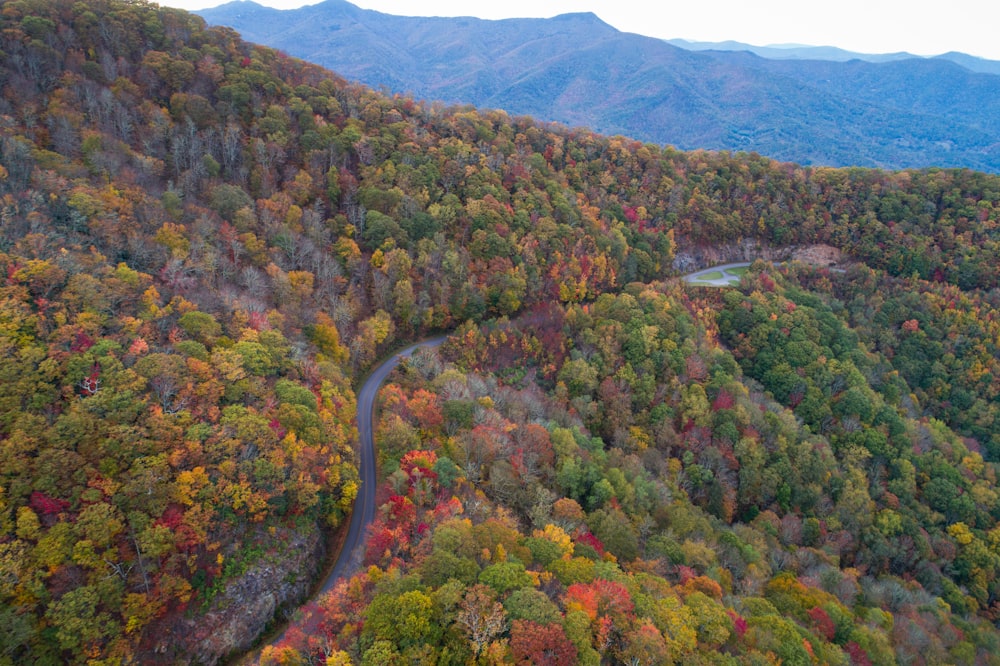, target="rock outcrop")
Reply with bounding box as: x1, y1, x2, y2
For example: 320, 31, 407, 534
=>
143, 526, 326, 665
672, 239, 843, 273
